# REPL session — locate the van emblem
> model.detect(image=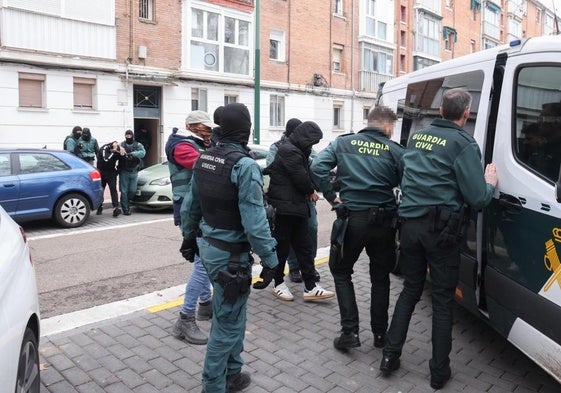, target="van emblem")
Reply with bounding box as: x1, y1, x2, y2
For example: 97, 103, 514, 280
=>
543, 227, 561, 291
